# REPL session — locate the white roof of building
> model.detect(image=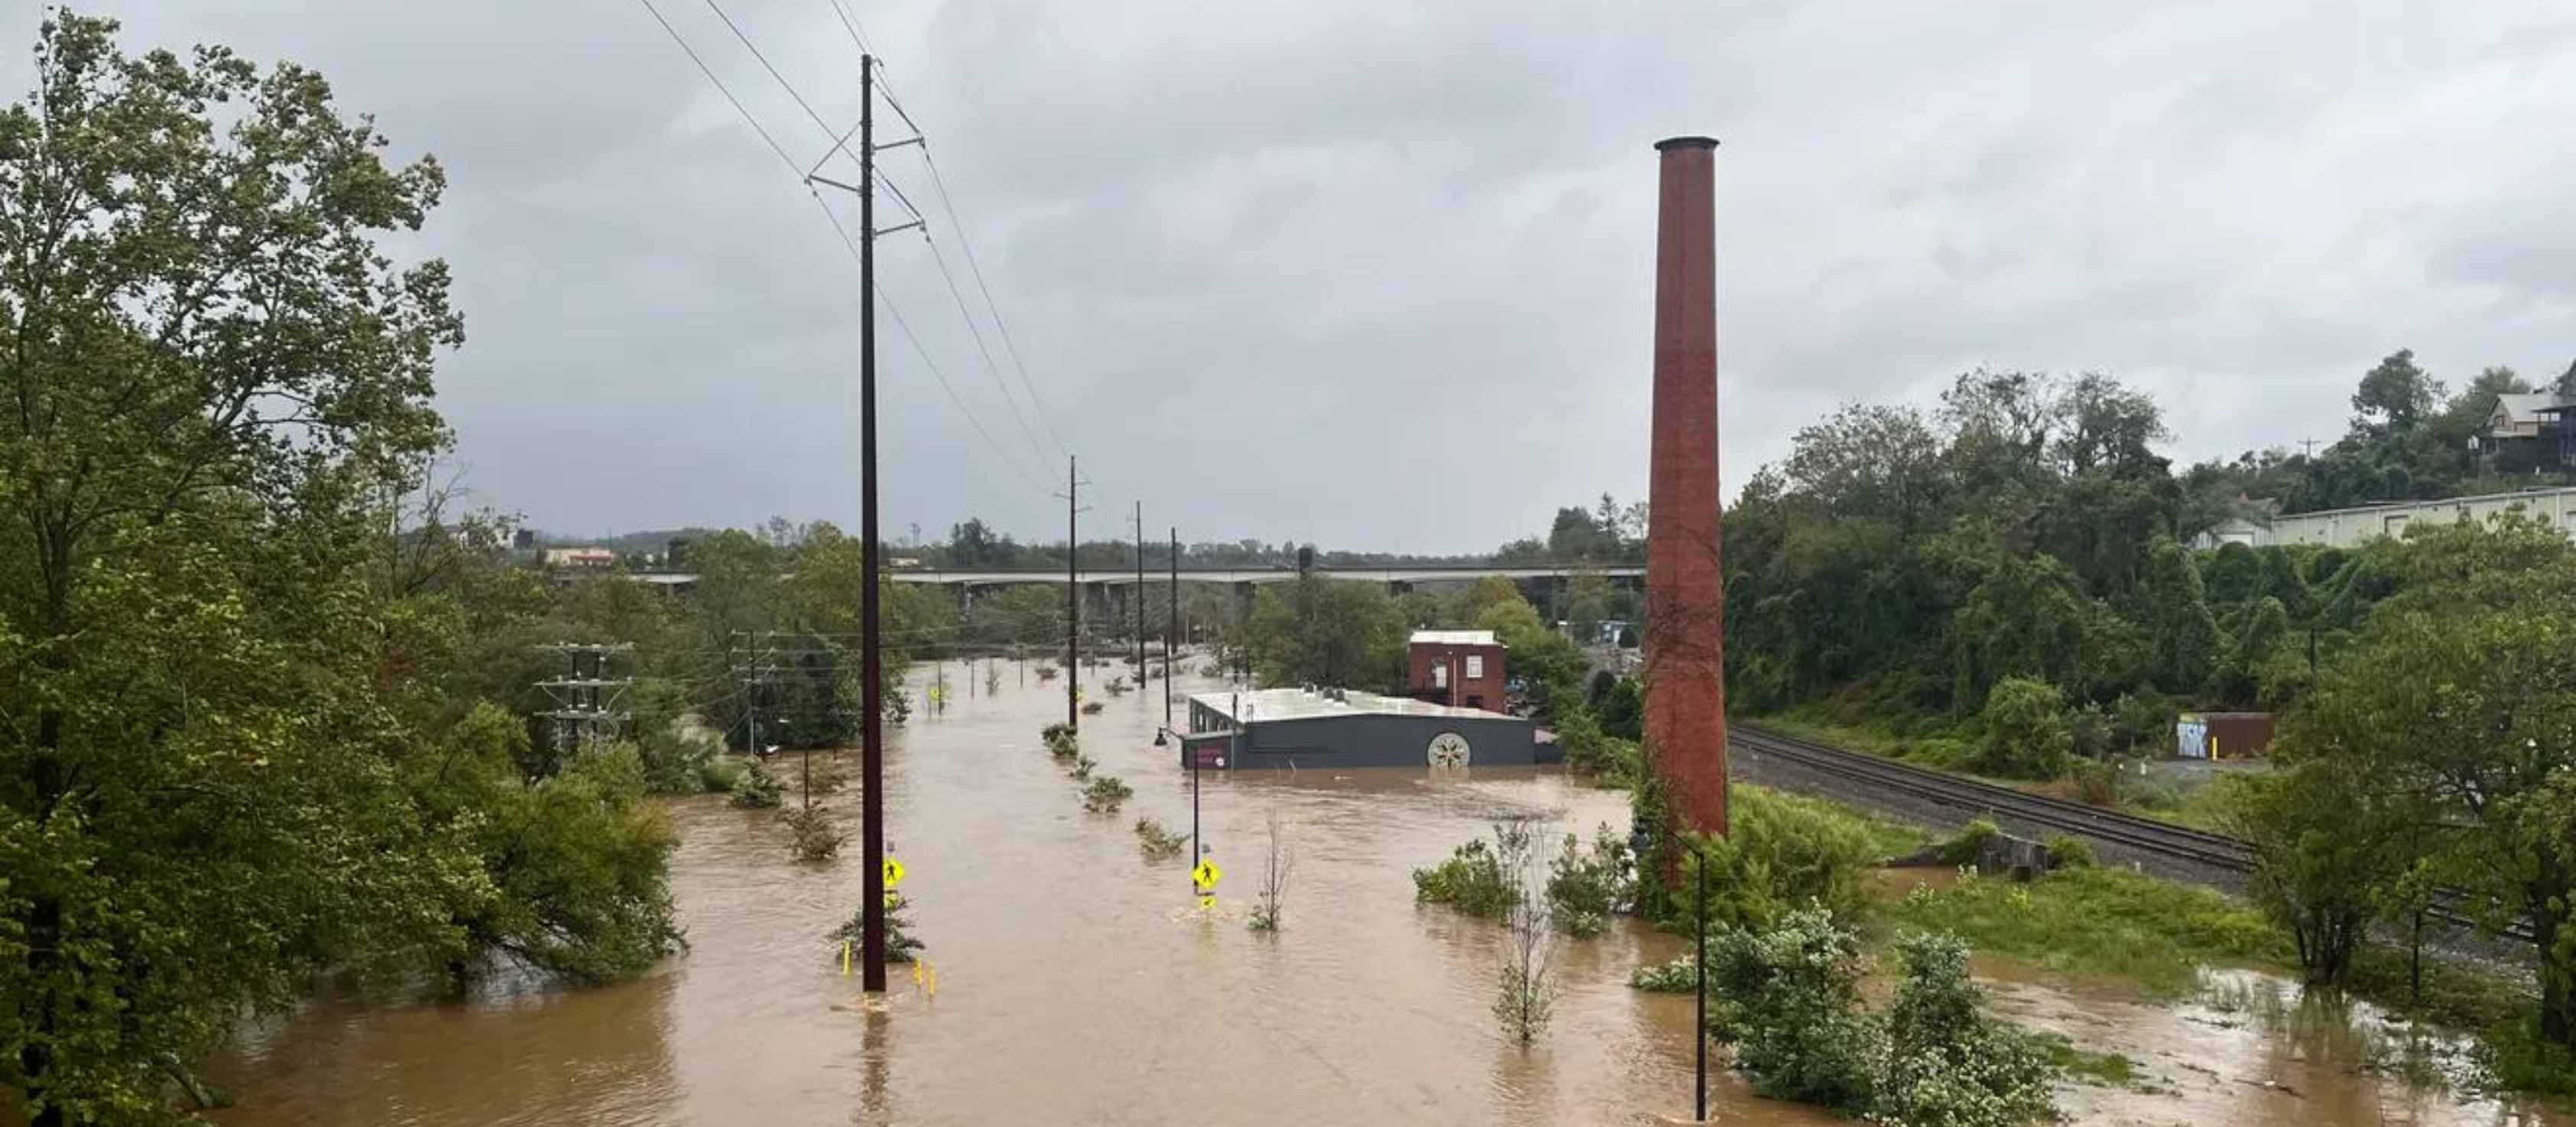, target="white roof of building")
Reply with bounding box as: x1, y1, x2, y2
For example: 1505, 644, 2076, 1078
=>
1189, 686, 1510, 723
1409, 629, 1502, 648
